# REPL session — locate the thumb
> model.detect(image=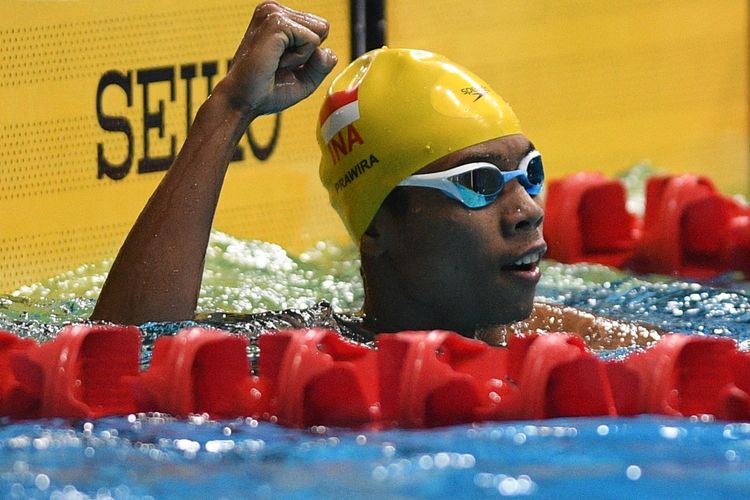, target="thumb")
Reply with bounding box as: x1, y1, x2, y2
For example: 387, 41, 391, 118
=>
291, 47, 338, 98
